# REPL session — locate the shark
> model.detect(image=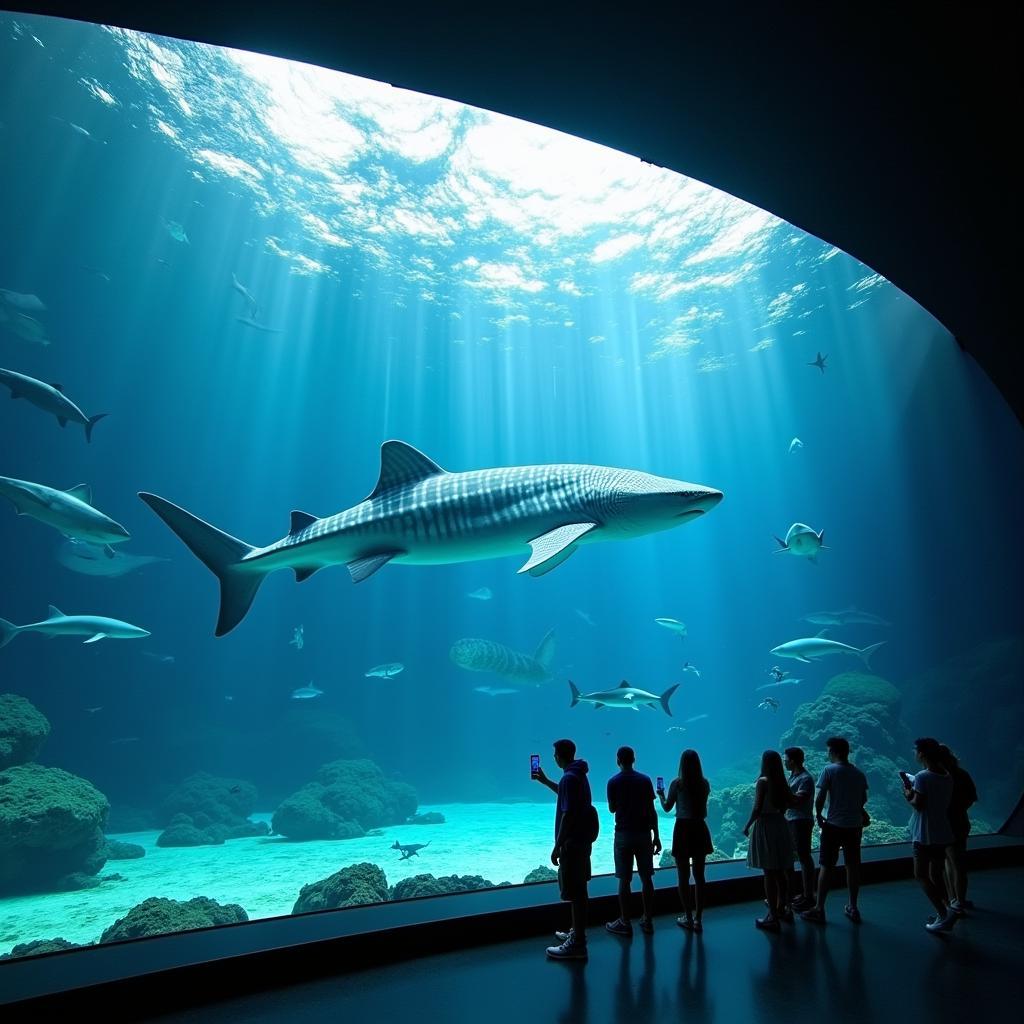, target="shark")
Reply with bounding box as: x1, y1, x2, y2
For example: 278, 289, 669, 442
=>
0, 605, 150, 647
392, 840, 430, 860
0, 477, 130, 551
231, 273, 260, 319
788, 437, 804, 454
138, 440, 722, 636
770, 632, 885, 667
0, 368, 108, 441
291, 682, 323, 699
0, 289, 46, 313
808, 352, 828, 373
756, 678, 803, 691
773, 523, 826, 562
56, 539, 167, 577
569, 679, 680, 716
451, 630, 555, 686
655, 617, 687, 637
236, 316, 282, 334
